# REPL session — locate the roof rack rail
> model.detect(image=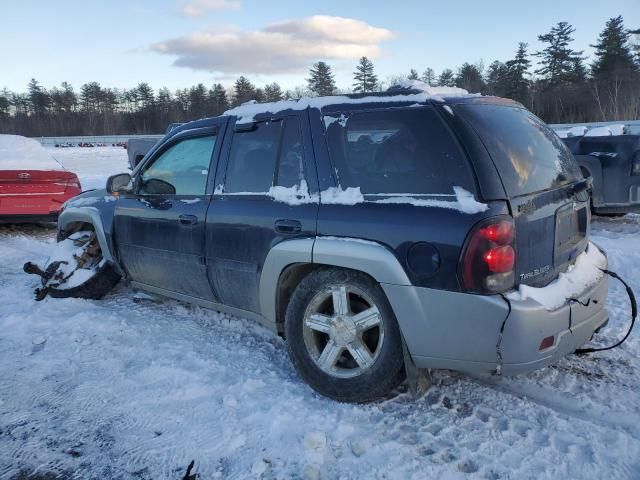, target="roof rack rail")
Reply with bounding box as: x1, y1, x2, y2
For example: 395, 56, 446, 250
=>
343, 88, 422, 100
